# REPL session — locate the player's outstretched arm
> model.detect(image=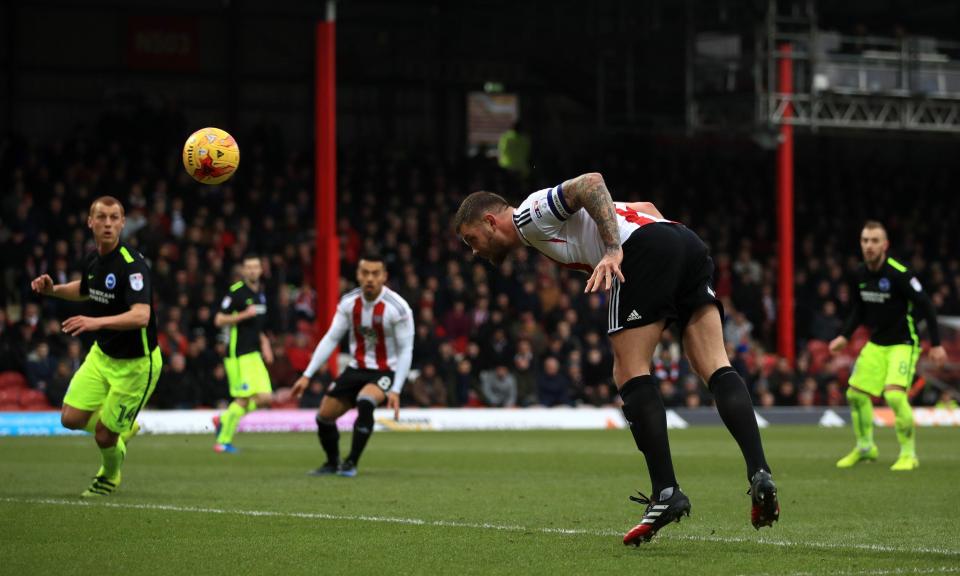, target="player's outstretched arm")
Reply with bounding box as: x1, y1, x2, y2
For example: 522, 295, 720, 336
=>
901, 273, 948, 367
292, 308, 350, 399
560, 172, 625, 292
388, 310, 416, 421
31, 276, 87, 302
62, 303, 150, 336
